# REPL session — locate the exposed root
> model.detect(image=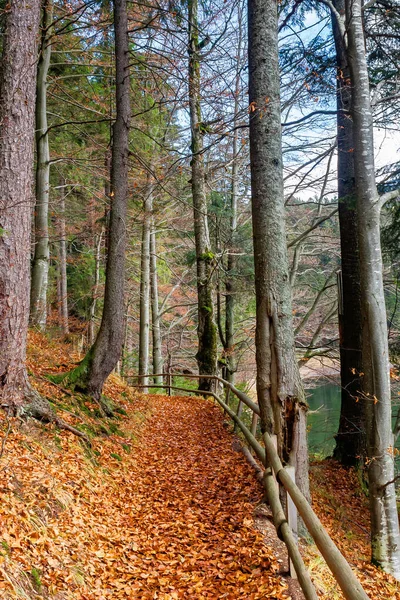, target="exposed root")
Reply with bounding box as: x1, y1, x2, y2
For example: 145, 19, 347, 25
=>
1, 382, 91, 446
54, 416, 91, 444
